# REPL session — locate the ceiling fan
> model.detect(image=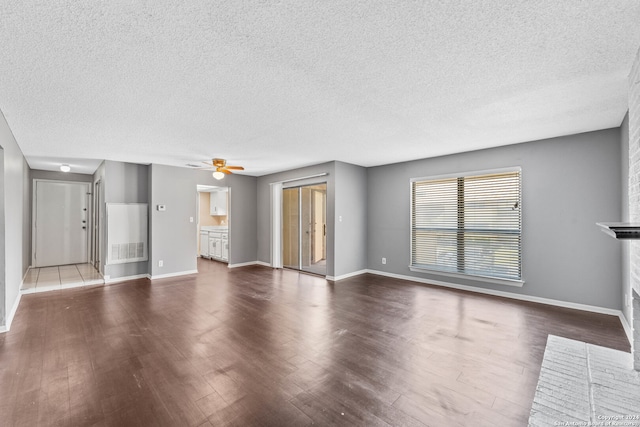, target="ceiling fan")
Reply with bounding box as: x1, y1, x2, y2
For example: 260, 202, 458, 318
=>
202, 158, 245, 180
